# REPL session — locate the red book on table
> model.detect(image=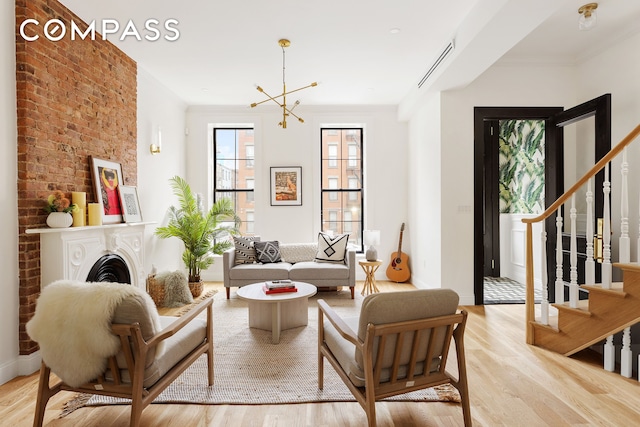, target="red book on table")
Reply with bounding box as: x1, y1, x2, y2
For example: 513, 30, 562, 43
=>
263, 284, 297, 294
